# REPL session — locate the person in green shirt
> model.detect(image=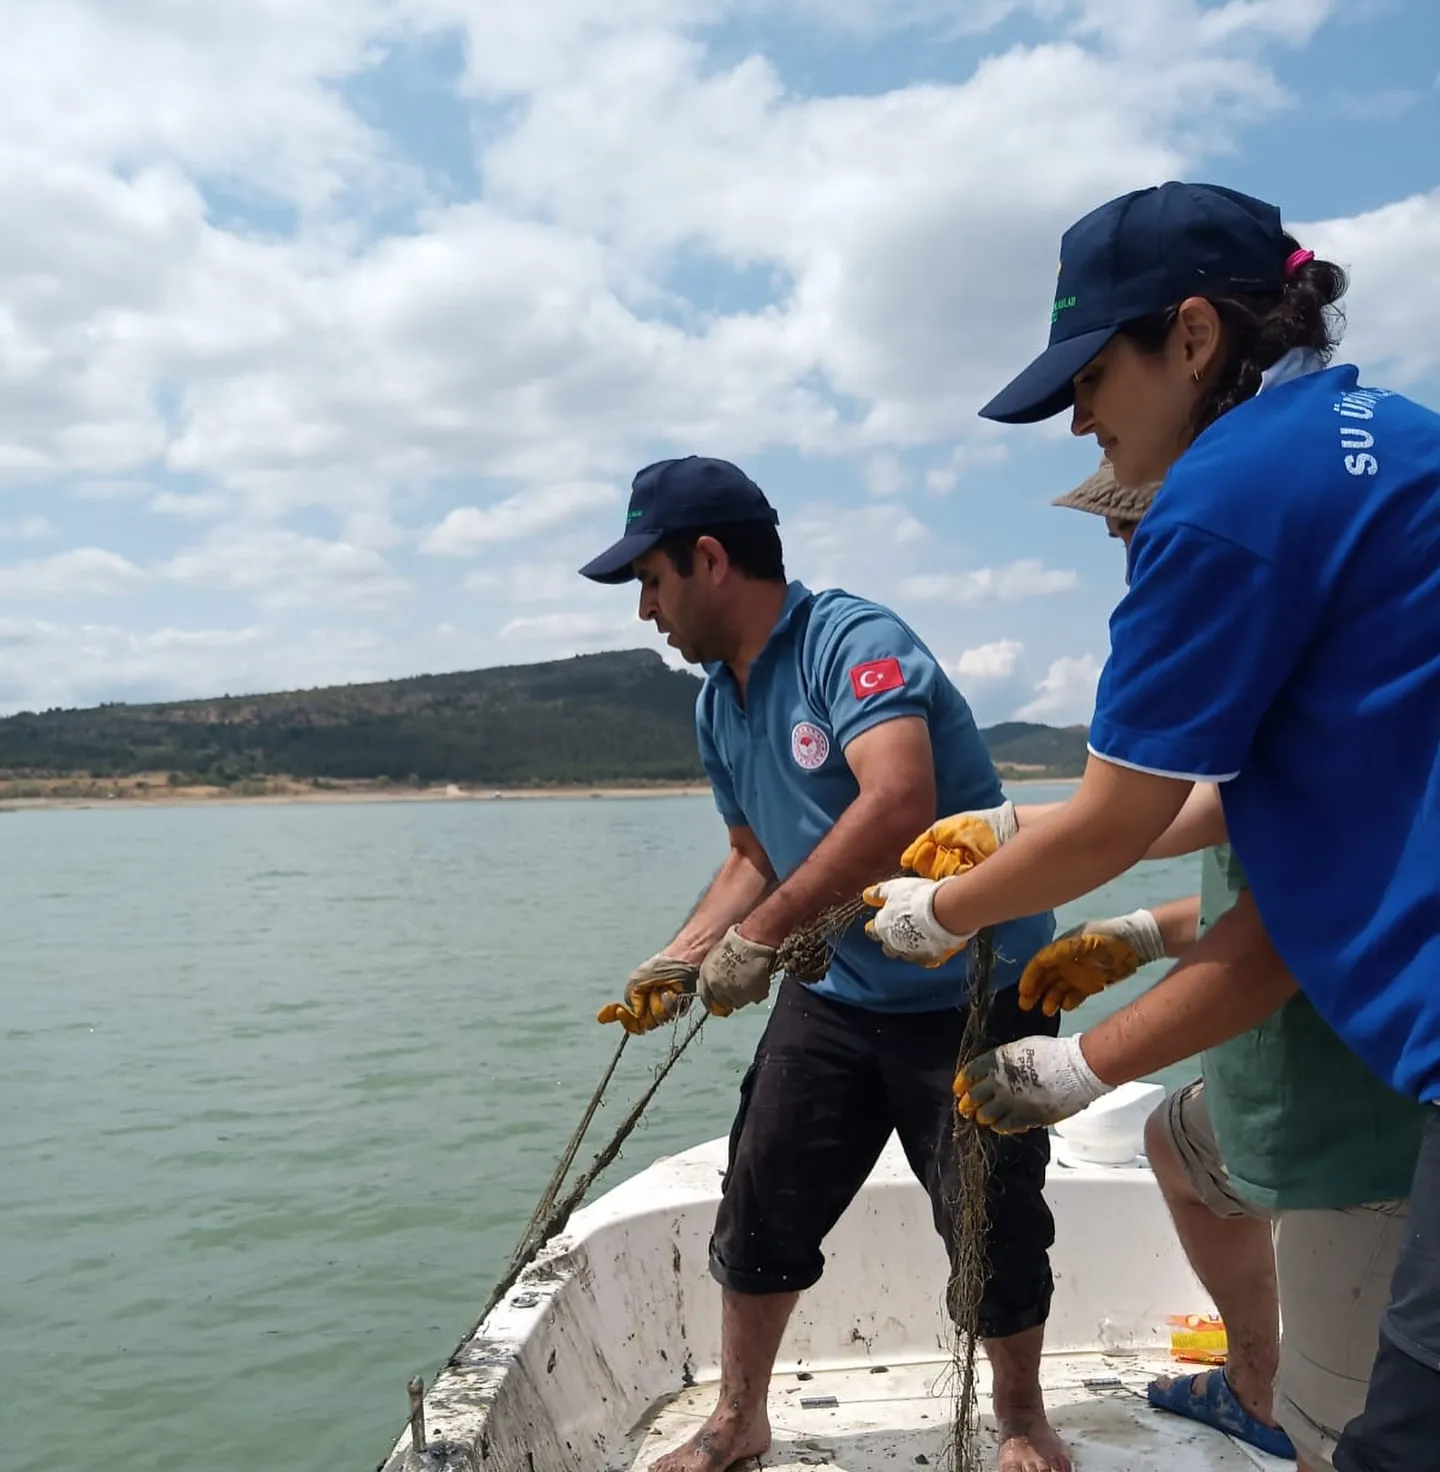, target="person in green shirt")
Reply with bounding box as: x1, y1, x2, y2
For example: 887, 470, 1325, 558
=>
1004, 458, 1427, 1470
